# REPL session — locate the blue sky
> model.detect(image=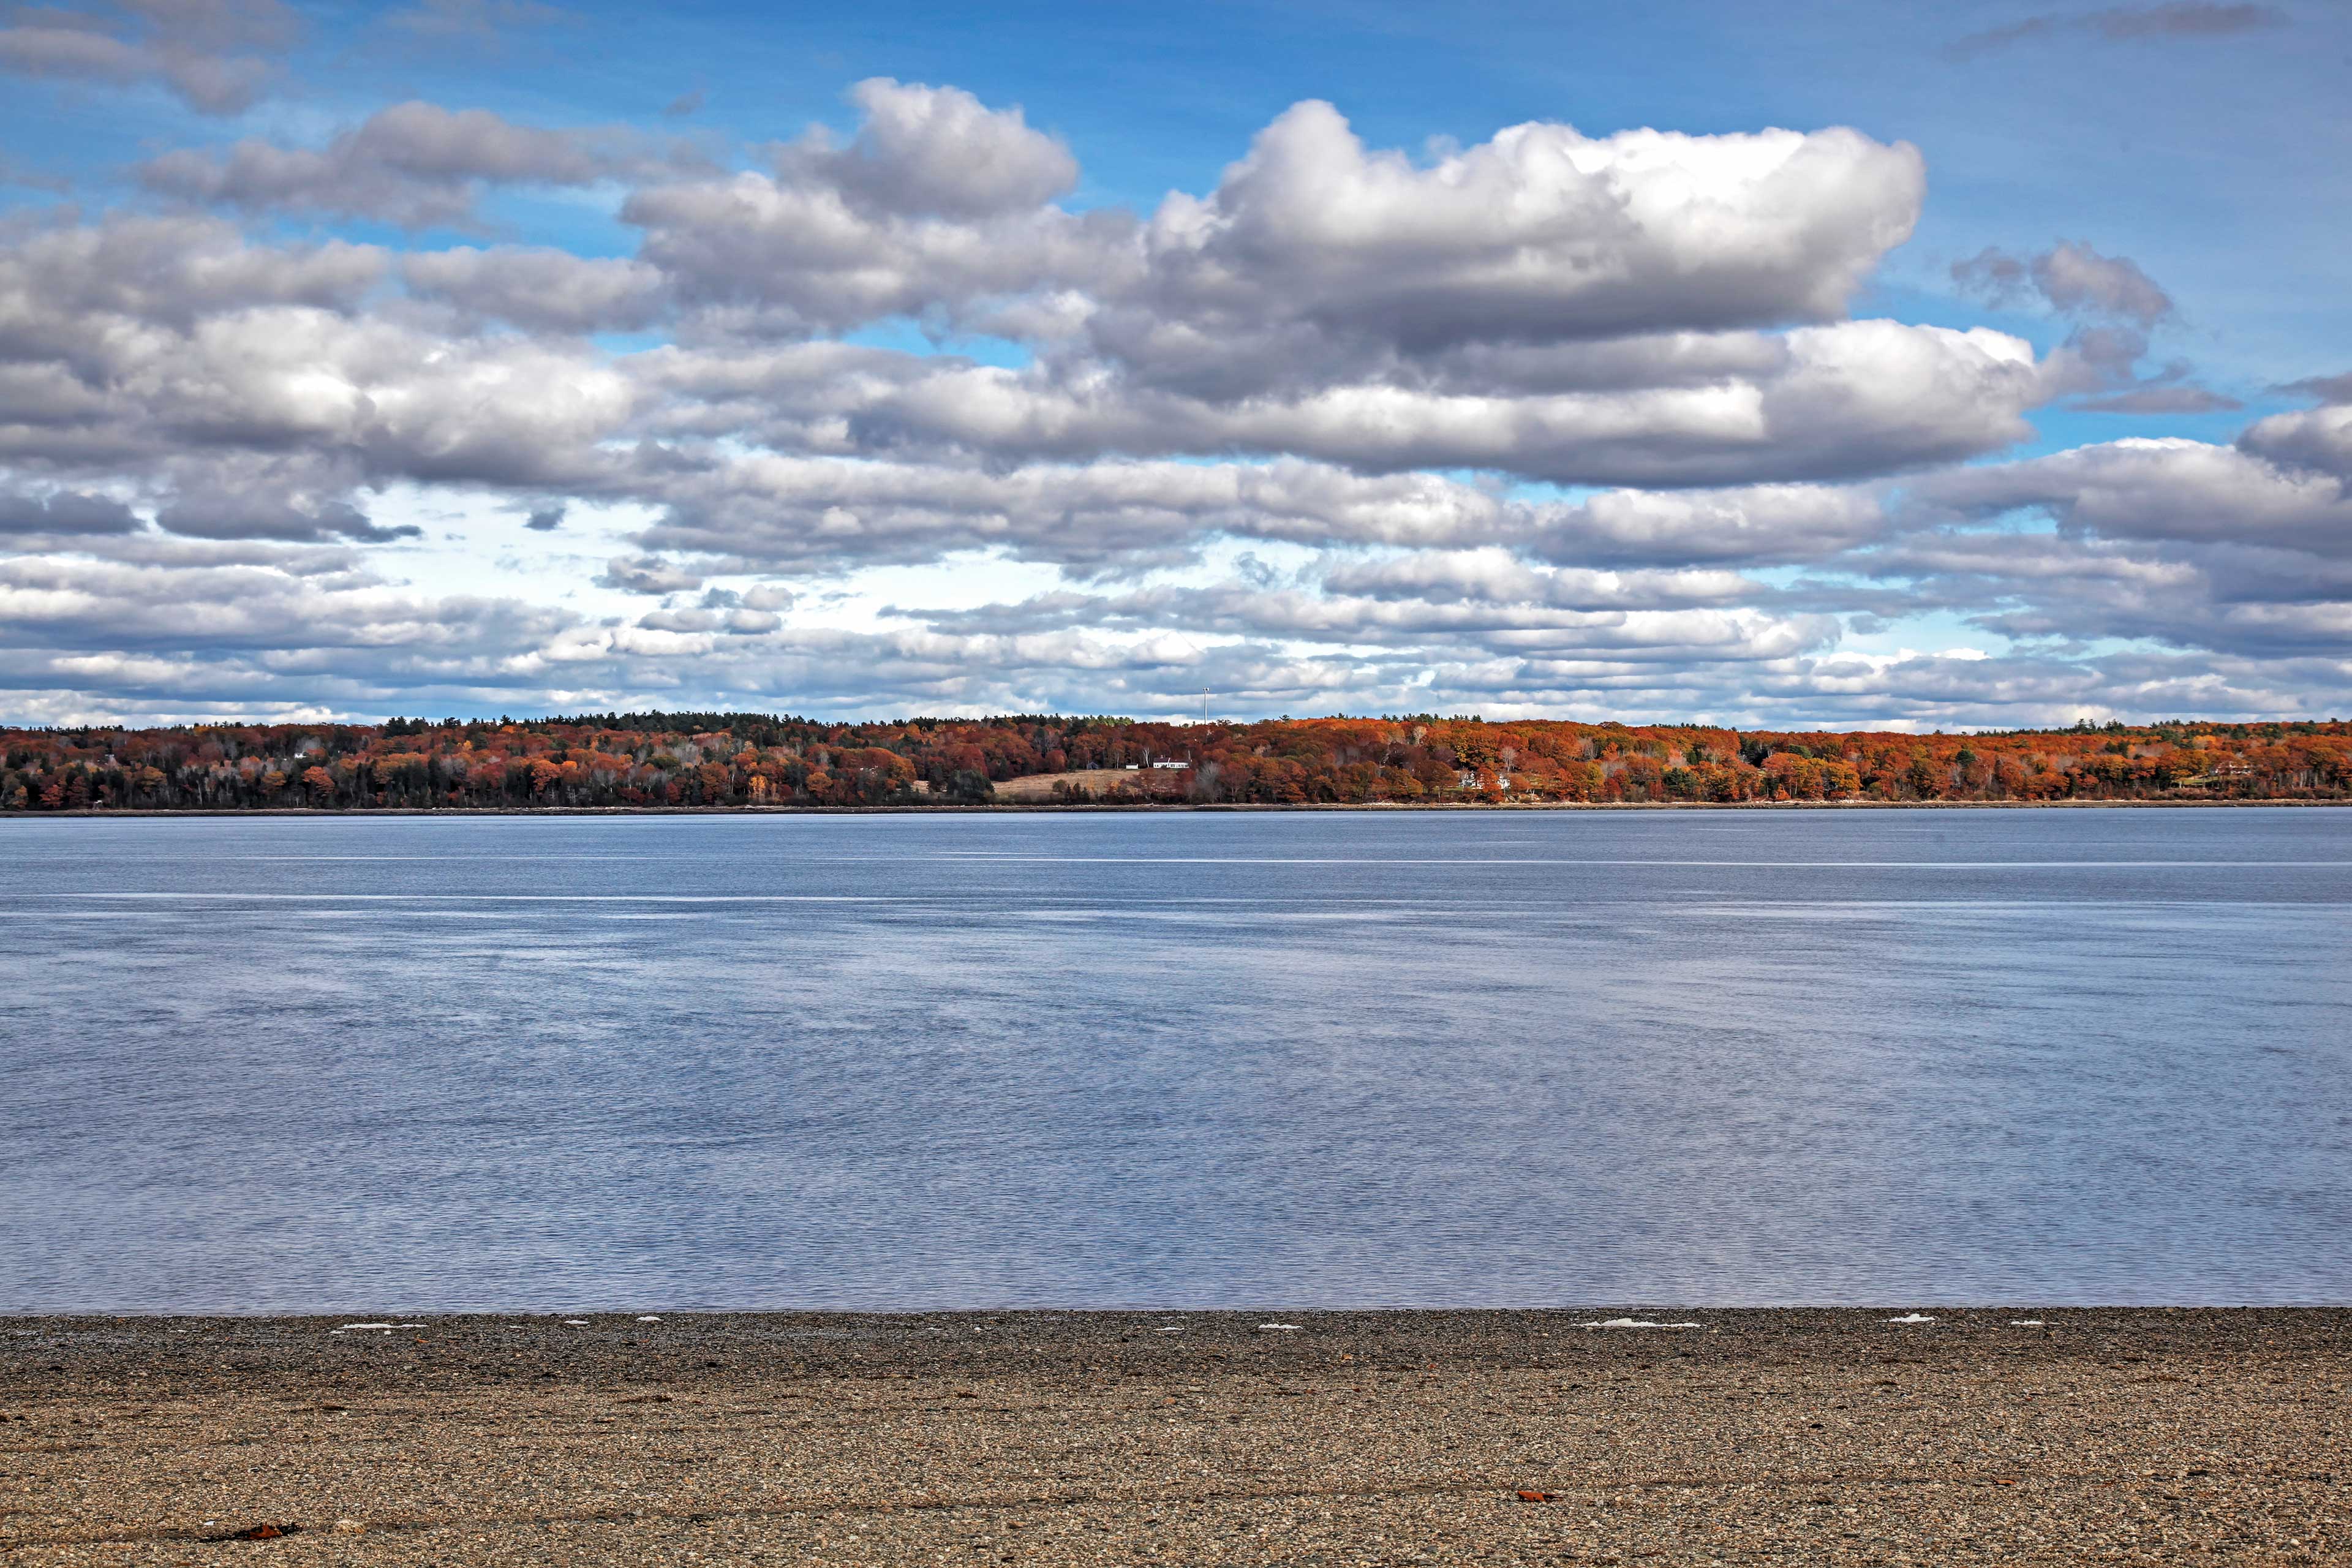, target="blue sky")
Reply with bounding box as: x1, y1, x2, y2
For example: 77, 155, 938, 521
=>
2, 0, 2348, 727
